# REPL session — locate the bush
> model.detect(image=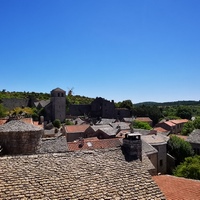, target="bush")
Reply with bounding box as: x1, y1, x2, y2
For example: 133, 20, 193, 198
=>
173, 155, 200, 180
131, 120, 152, 130
168, 135, 194, 166
53, 119, 61, 128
